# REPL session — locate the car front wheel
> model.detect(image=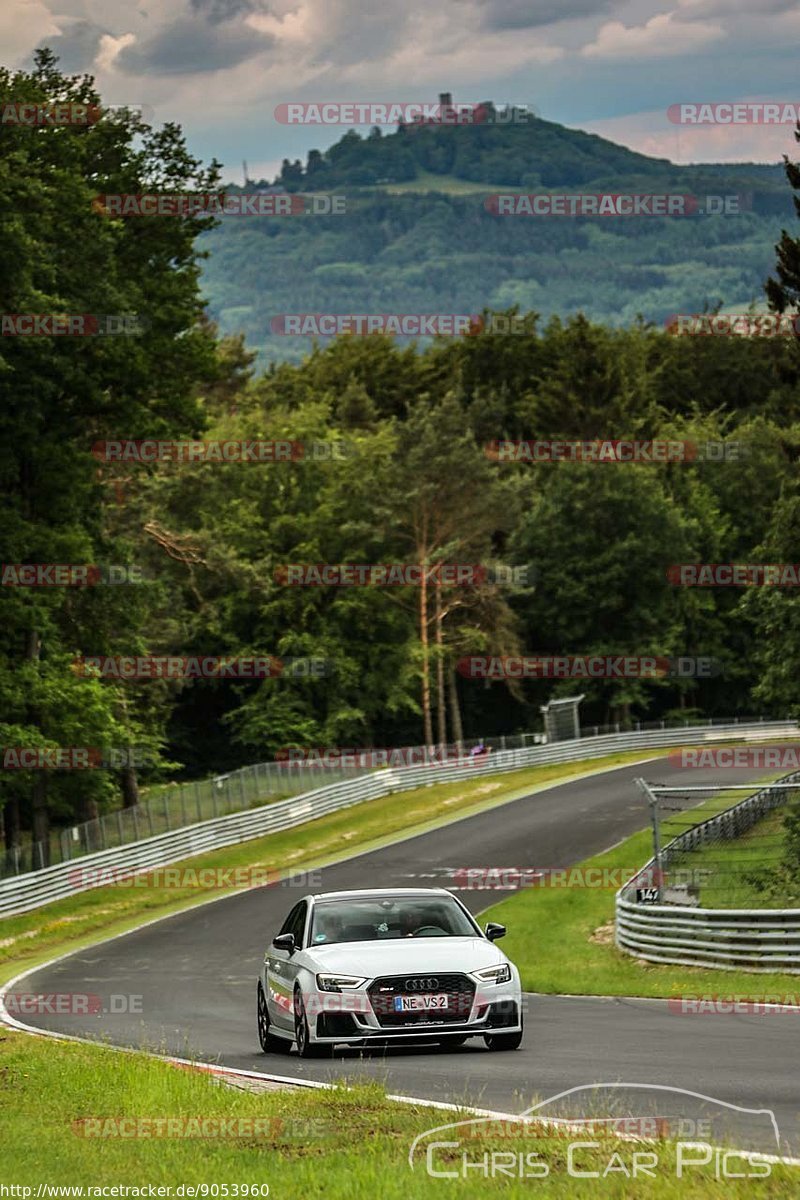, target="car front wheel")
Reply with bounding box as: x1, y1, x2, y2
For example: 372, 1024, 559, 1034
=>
294, 989, 332, 1059
484, 1025, 523, 1051
258, 984, 292, 1054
